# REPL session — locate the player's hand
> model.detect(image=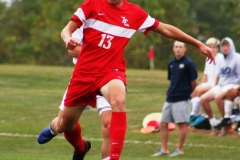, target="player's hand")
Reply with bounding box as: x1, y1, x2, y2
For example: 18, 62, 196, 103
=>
199, 44, 215, 64
65, 38, 79, 50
